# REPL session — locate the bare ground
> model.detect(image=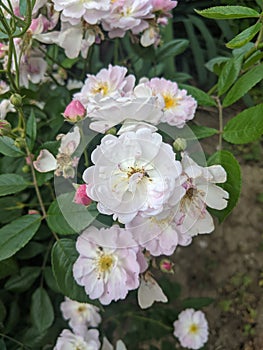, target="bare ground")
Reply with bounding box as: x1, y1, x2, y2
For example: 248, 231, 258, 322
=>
172, 103, 263, 350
